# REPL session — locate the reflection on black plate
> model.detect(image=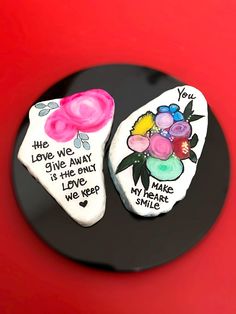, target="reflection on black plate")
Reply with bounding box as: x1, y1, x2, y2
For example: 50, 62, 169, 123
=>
12, 64, 230, 271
